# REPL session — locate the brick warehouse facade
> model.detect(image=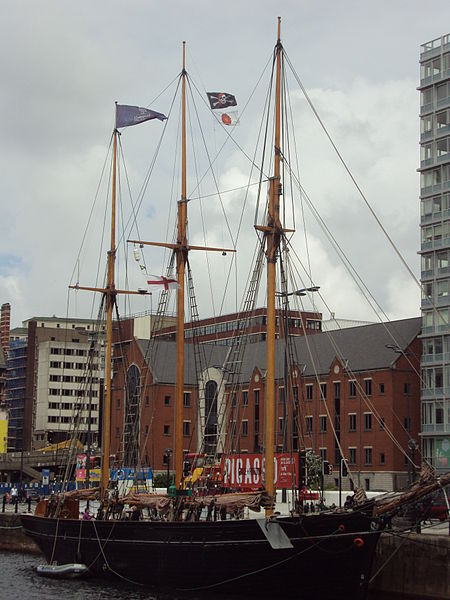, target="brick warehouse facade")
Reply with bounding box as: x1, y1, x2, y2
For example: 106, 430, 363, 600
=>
111, 315, 421, 491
